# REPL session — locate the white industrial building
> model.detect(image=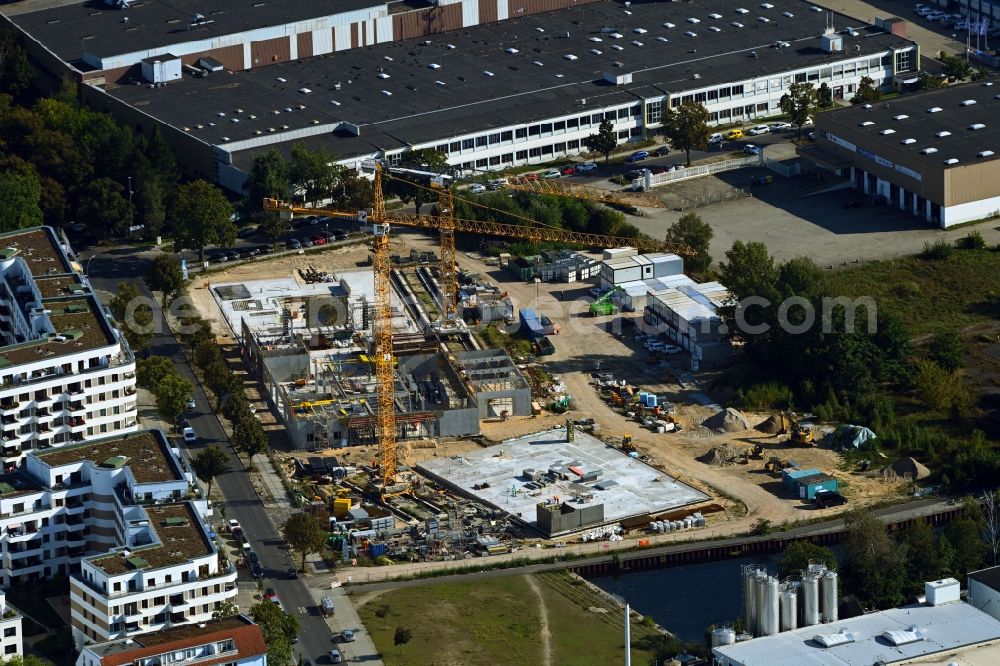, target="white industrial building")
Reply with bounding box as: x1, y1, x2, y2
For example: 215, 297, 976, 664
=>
713, 578, 1000, 666
643, 281, 732, 370
0, 227, 138, 471
599, 249, 685, 290
0, 428, 236, 646
970, 566, 1000, 623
